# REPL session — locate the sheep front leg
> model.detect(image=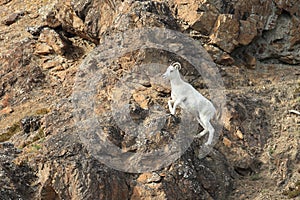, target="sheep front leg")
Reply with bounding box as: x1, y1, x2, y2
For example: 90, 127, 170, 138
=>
170, 99, 181, 115
167, 98, 177, 126
168, 99, 175, 114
